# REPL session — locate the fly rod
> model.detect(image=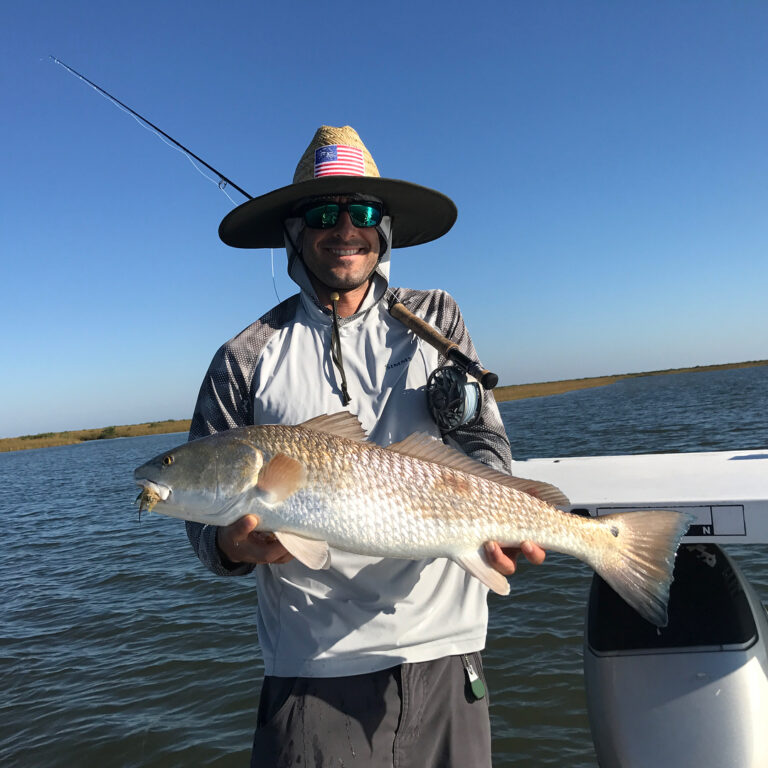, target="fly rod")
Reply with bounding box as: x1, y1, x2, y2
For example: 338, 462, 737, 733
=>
386, 292, 498, 390
50, 56, 252, 201
51, 56, 498, 390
